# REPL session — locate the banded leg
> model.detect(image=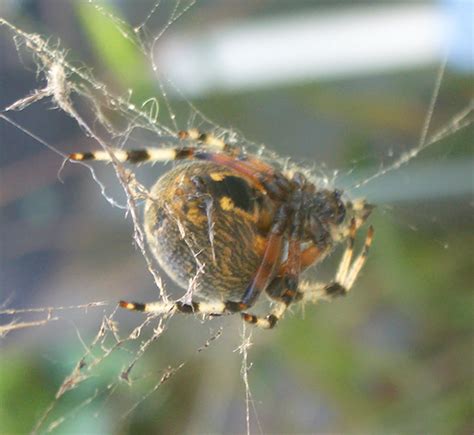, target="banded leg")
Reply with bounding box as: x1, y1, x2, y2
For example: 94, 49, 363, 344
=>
69, 145, 290, 200
120, 225, 374, 326
178, 128, 236, 154
299, 223, 374, 305
119, 299, 227, 316
325, 220, 374, 296
254, 243, 326, 328
177, 128, 287, 184
347, 198, 375, 230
